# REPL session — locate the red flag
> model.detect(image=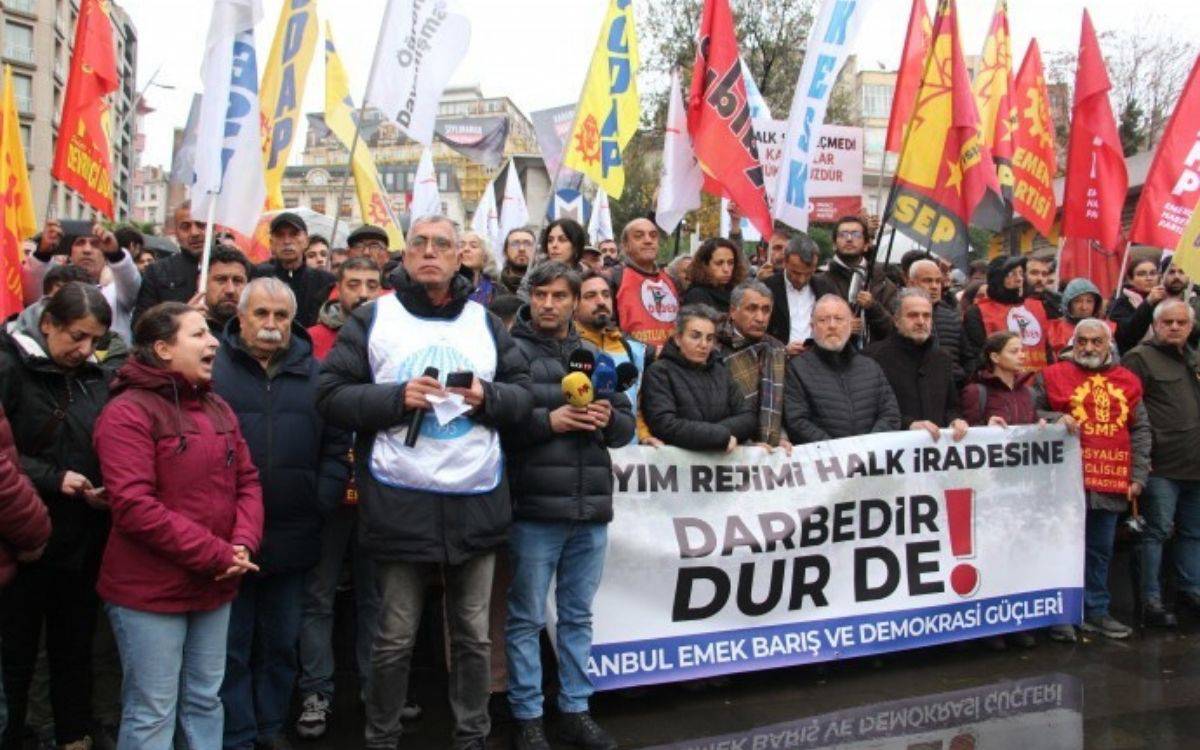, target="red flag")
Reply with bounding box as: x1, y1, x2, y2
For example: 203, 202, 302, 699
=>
1129, 52, 1200, 248
51, 0, 118, 217
1011, 39, 1058, 237
885, 0, 932, 154
1061, 10, 1127, 250
1059, 235, 1124, 298
687, 0, 771, 236
973, 0, 1017, 197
